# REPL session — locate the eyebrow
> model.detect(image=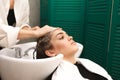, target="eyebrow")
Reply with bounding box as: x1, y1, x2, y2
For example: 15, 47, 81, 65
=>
55, 32, 64, 37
